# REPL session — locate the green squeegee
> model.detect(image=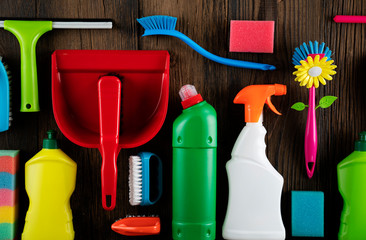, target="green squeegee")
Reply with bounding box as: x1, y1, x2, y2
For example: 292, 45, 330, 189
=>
0, 20, 112, 112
